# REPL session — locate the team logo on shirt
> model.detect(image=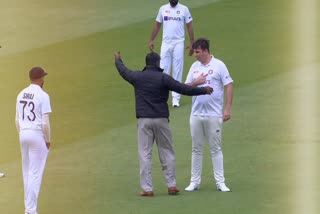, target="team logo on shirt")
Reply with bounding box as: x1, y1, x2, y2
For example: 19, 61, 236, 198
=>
164, 16, 182, 21
177, 10, 180, 14
208, 70, 214, 74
